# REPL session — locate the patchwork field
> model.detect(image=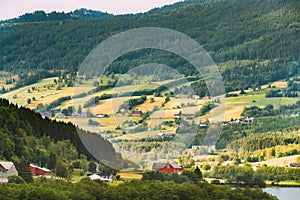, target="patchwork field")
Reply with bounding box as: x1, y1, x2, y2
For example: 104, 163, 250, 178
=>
1, 76, 299, 142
